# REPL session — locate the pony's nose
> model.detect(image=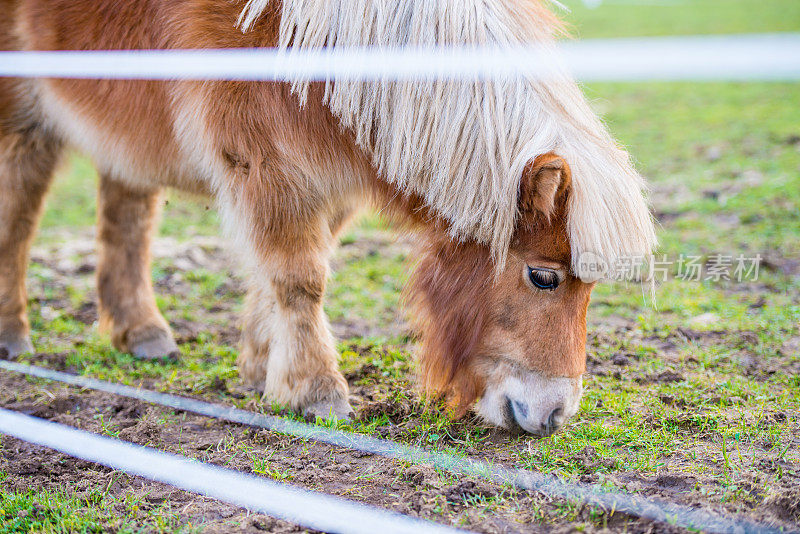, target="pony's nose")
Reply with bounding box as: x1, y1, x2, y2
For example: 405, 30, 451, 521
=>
505, 397, 564, 436
544, 407, 563, 435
